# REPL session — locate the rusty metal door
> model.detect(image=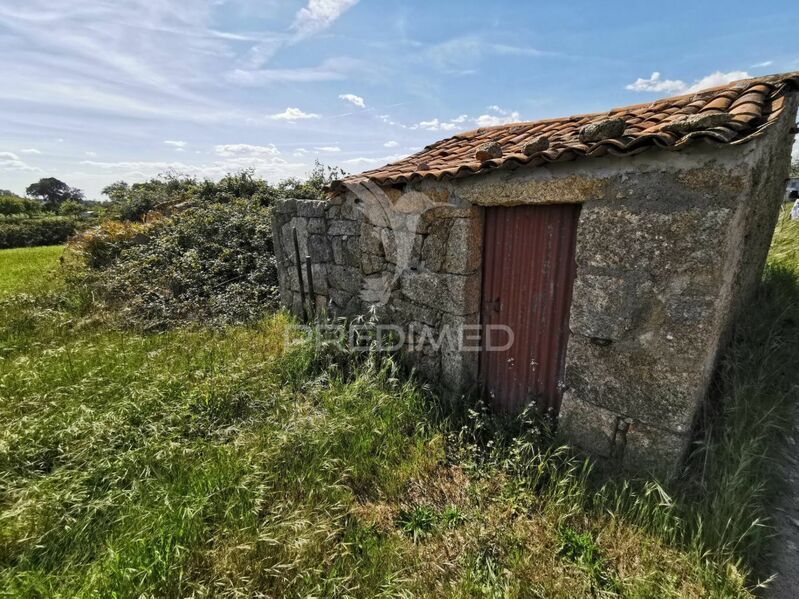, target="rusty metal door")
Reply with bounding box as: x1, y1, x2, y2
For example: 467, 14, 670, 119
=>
480, 204, 580, 414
